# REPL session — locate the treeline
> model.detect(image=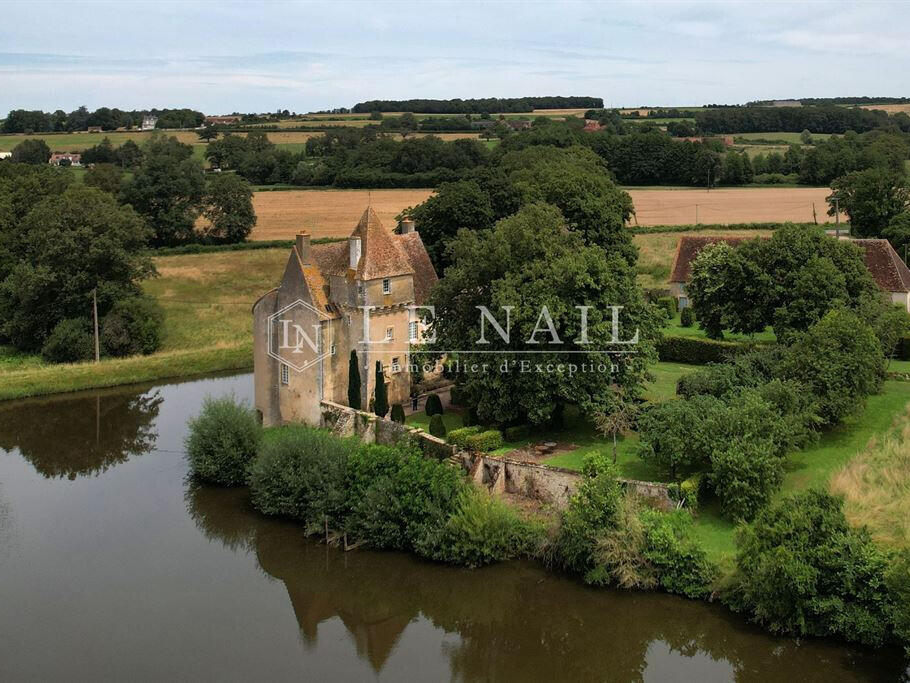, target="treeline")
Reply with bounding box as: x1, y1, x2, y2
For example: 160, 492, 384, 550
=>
696, 105, 910, 134
1, 107, 205, 133
748, 97, 910, 106
351, 96, 603, 114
